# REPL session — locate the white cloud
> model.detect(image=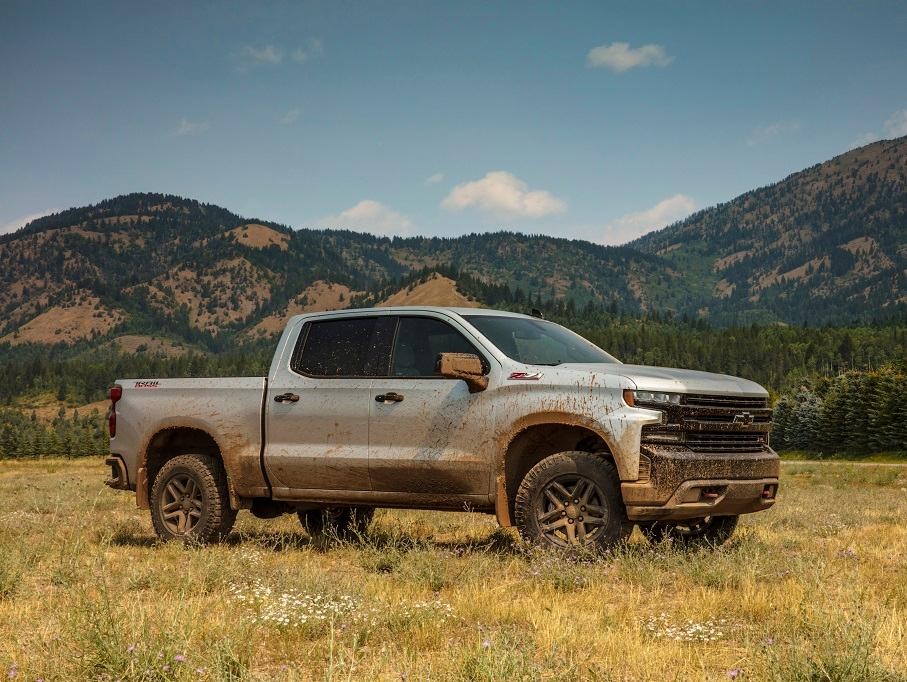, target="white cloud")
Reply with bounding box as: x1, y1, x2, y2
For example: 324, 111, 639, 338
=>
425, 172, 444, 184
1, 208, 58, 235
243, 44, 283, 64
883, 108, 907, 137
601, 194, 696, 245
280, 109, 300, 125
317, 200, 414, 237
586, 42, 673, 73
441, 171, 566, 219
173, 119, 209, 136
746, 120, 800, 147
291, 39, 323, 63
